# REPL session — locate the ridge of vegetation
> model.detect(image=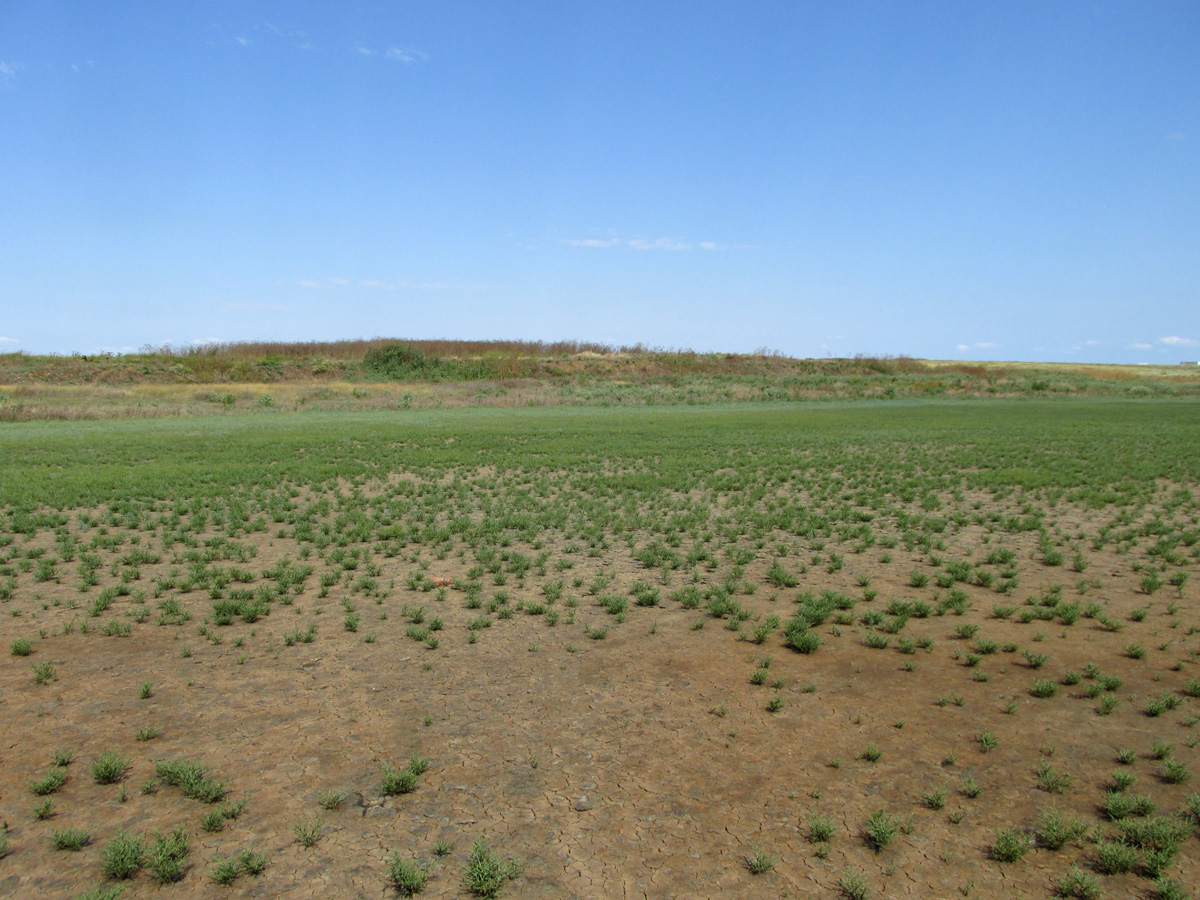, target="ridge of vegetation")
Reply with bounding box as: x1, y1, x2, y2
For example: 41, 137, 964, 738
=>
2, 339, 1198, 421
